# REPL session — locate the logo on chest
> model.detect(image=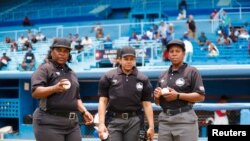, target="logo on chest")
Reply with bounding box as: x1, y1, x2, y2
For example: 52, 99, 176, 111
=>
136, 82, 143, 91
112, 79, 118, 85
176, 78, 185, 87
56, 72, 60, 76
